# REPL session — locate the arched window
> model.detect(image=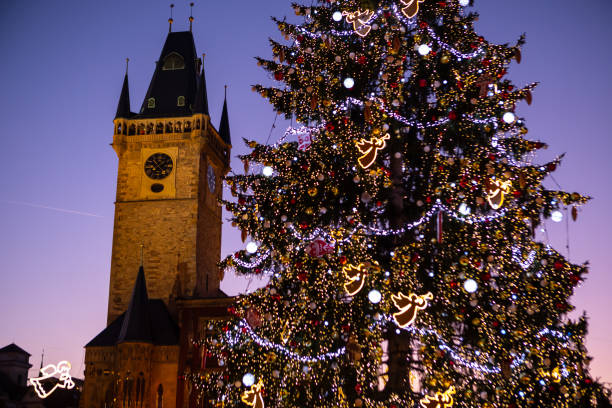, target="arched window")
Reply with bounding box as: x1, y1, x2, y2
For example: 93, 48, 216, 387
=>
177, 96, 185, 107
162, 52, 185, 70
129, 124, 136, 135
165, 122, 172, 133
157, 384, 163, 408
156, 123, 163, 134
